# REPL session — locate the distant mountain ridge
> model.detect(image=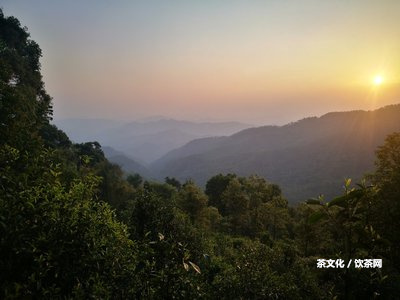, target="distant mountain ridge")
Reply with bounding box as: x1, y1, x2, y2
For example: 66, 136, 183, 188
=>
150, 104, 400, 202
102, 146, 151, 178
54, 118, 252, 164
